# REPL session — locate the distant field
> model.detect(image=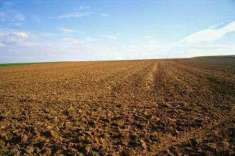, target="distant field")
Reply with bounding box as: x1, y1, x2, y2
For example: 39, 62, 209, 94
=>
0, 63, 32, 67
0, 62, 63, 68
0, 56, 235, 155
